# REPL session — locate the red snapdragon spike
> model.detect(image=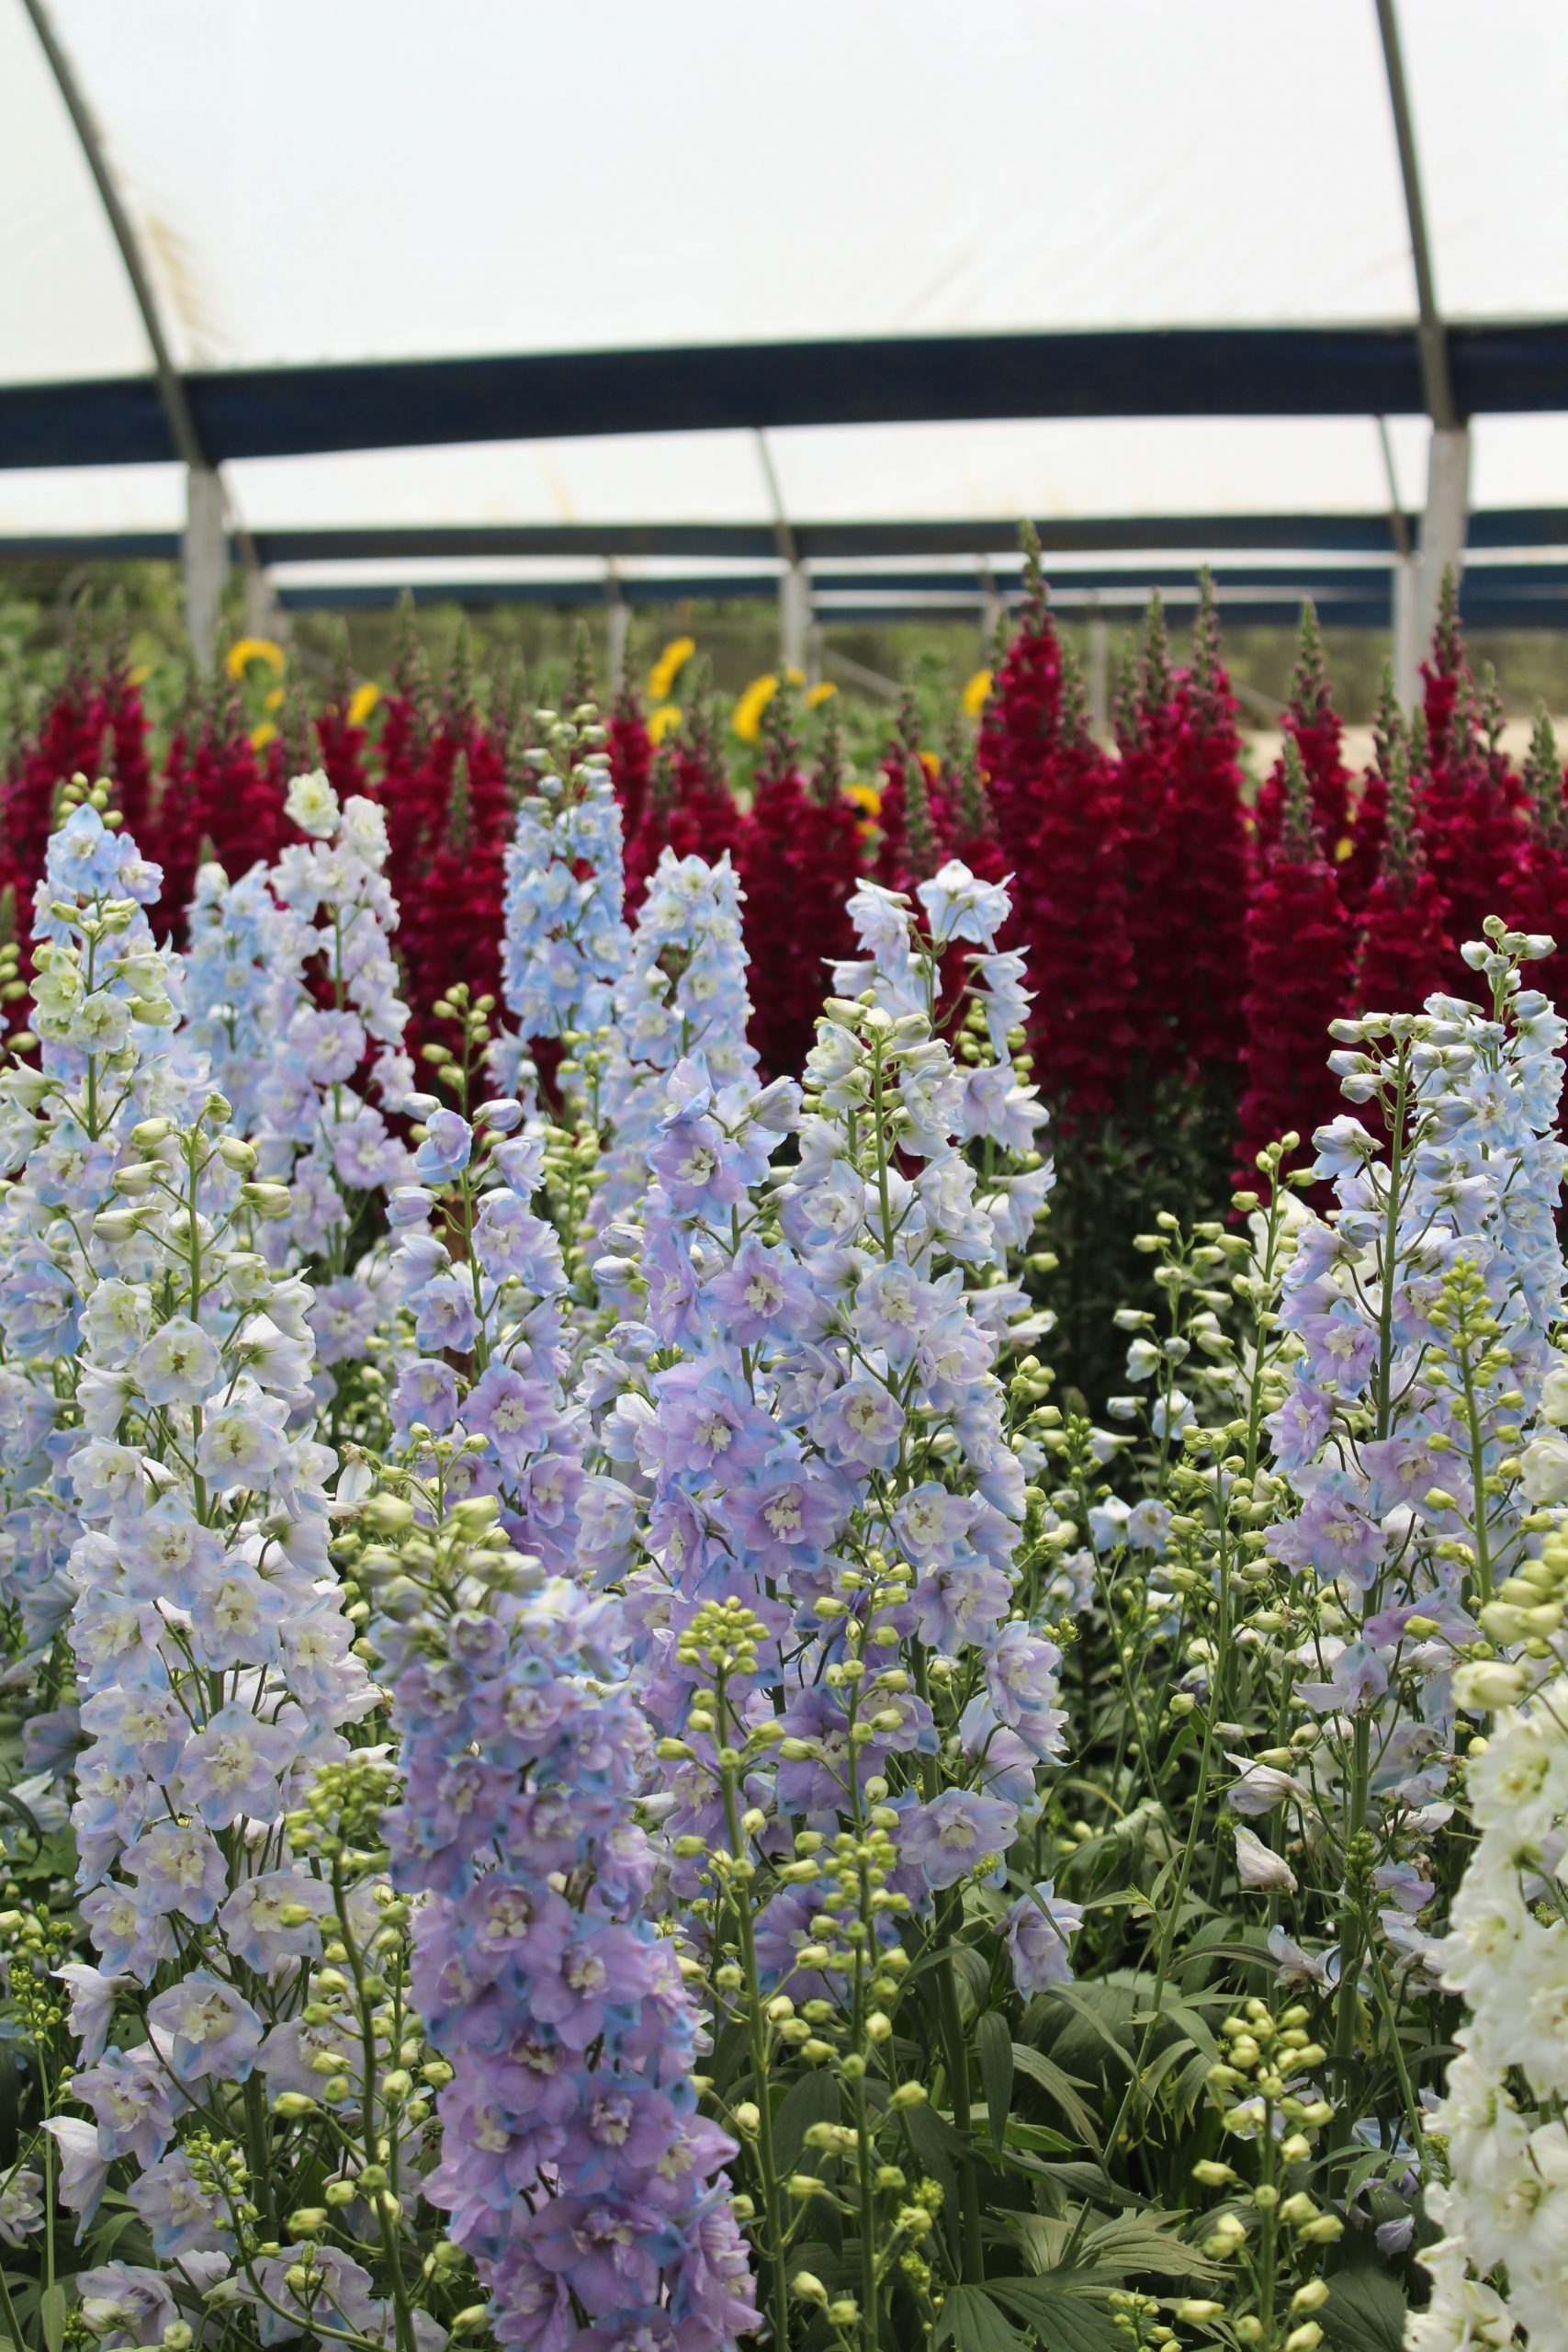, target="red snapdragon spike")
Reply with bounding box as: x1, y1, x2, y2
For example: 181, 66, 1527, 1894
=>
608, 682, 654, 848
373, 604, 448, 901
624, 705, 745, 917
102, 601, 153, 841
399, 747, 508, 1057
1117, 594, 1247, 1082
152, 669, 288, 937
1515, 705, 1568, 1001
1420, 565, 1465, 767
311, 628, 372, 800
1155, 584, 1250, 1076
737, 685, 860, 1080
942, 725, 1008, 887
1022, 655, 1137, 1122
1235, 737, 1354, 1179
872, 696, 952, 891
1345, 662, 1403, 909
976, 532, 1063, 872
314, 701, 370, 800
1415, 669, 1529, 989
1352, 733, 1451, 1013
1, 650, 107, 908
1254, 604, 1355, 883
